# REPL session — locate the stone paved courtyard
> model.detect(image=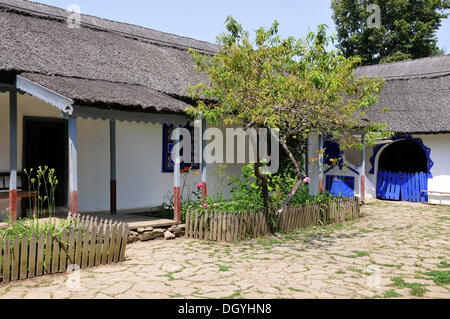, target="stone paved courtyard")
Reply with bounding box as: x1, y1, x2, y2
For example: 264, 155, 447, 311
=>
0, 200, 448, 299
